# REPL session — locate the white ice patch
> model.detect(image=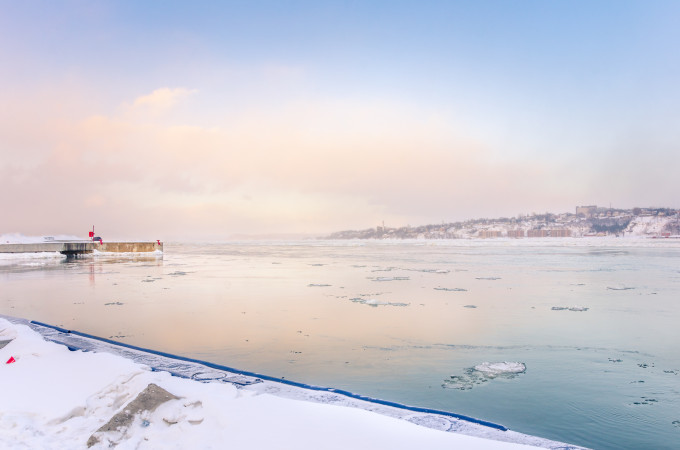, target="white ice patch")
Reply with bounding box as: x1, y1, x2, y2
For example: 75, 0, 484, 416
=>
434, 287, 467, 292
551, 306, 589, 311
606, 285, 635, 291
365, 299, 389, 306
473, 362, 526, 377
443, 362, 526, 390
415, 269, 451, 274
0, 252, 66, 262
350, 298, 409, 307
